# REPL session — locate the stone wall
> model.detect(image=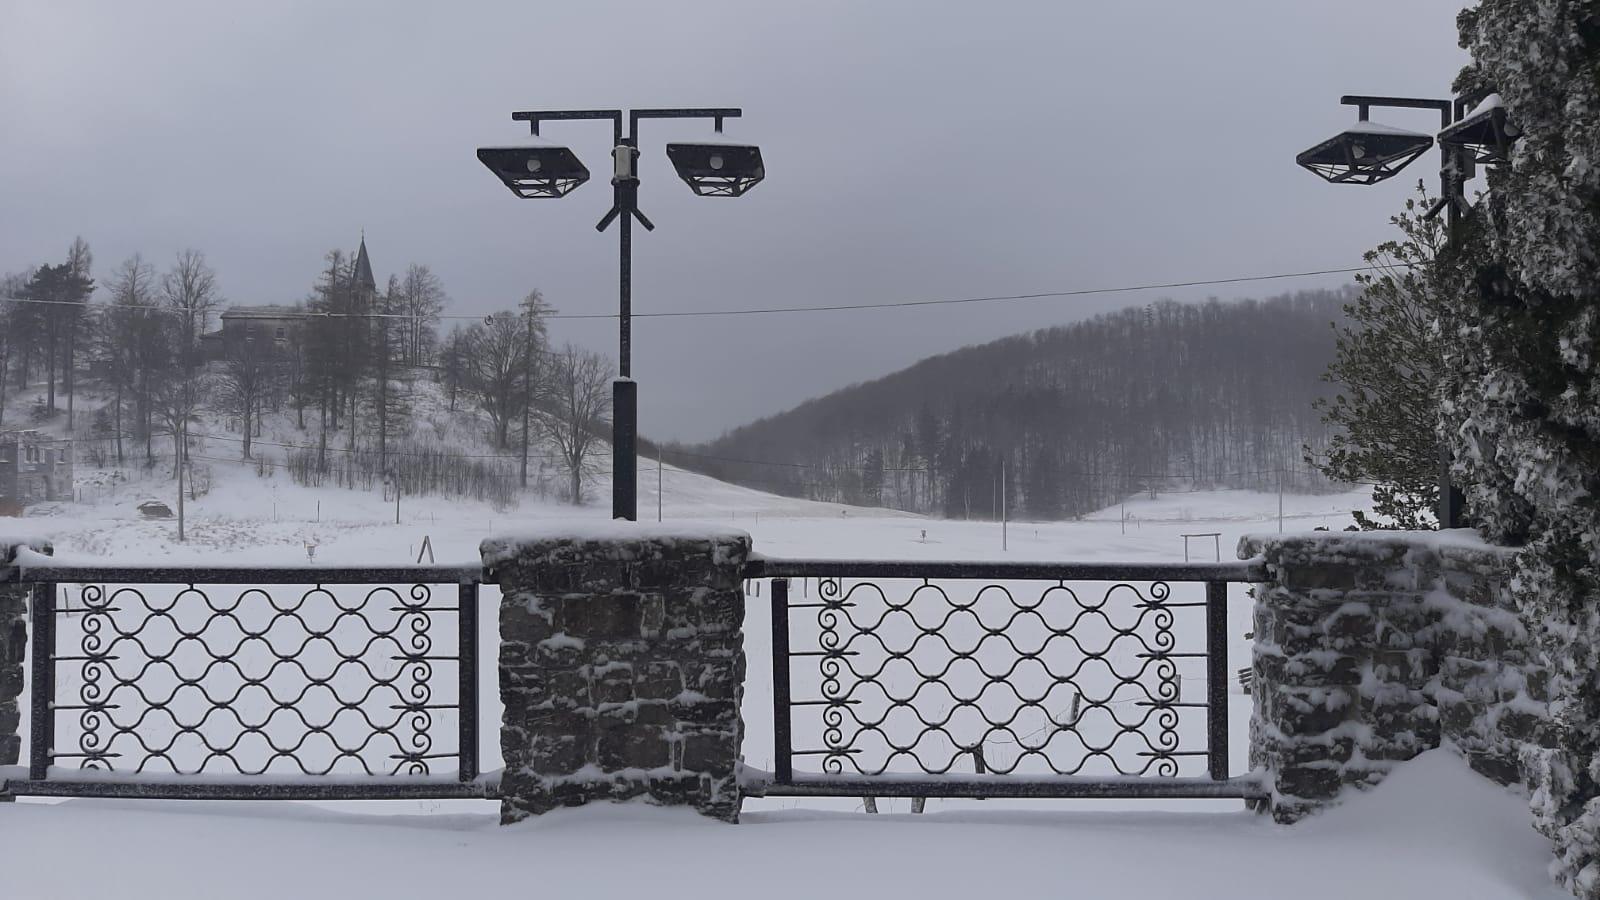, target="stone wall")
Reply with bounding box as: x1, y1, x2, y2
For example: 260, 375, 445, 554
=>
1245, 532, 1555, 823
0, 537, 51, 786
484, 526, 750, 824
